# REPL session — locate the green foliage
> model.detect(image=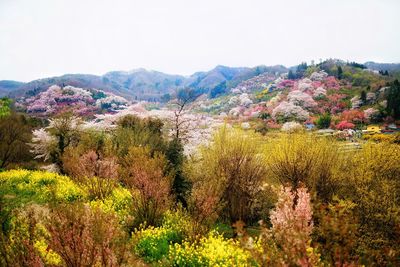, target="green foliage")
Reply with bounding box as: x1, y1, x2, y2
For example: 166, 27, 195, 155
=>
386, 79, 400, 119
360, 90, 367, 104
0, 170, 85, 210
134, 226, 181, 263
316, 113, 332, 129
288, 69, 296, 80
337, 66, 343, 80
0, 113, 33, 169
0, 98, 11, 118
166, 138, 191, 206
187, 127, 269, 224
133, 210, 193, 263
114, 115, 167, 156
